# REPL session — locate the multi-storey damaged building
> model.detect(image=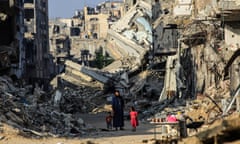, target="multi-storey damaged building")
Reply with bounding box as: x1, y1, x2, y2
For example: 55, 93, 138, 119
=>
157, 0, 240, 104
49, 1, 124, 68
217, 0, 240, 92
24, 0, 53, 88
0, 0, 25, 79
